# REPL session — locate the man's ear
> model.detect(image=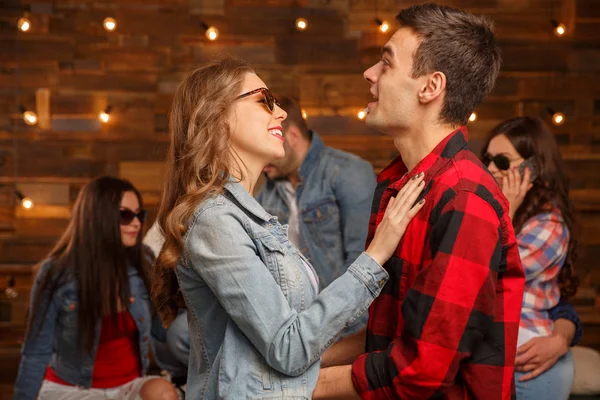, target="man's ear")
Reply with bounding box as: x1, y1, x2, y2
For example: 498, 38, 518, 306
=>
418, 71, 446, 104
